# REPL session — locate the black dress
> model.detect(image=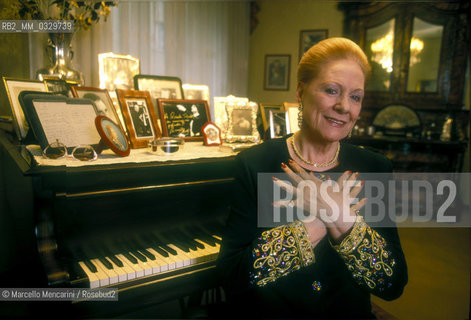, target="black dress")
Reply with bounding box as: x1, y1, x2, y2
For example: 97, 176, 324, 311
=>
216, 135, 408, 319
